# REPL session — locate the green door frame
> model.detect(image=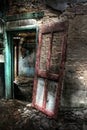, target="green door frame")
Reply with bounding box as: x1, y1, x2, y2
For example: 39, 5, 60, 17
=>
4, 25, 38, 99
